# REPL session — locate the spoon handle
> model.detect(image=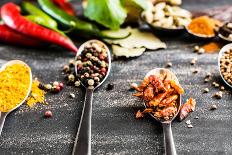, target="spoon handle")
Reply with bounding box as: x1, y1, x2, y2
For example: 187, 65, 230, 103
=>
0, 112, 8, 136
72, 88, 93, 155
162, 122, 177, 155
